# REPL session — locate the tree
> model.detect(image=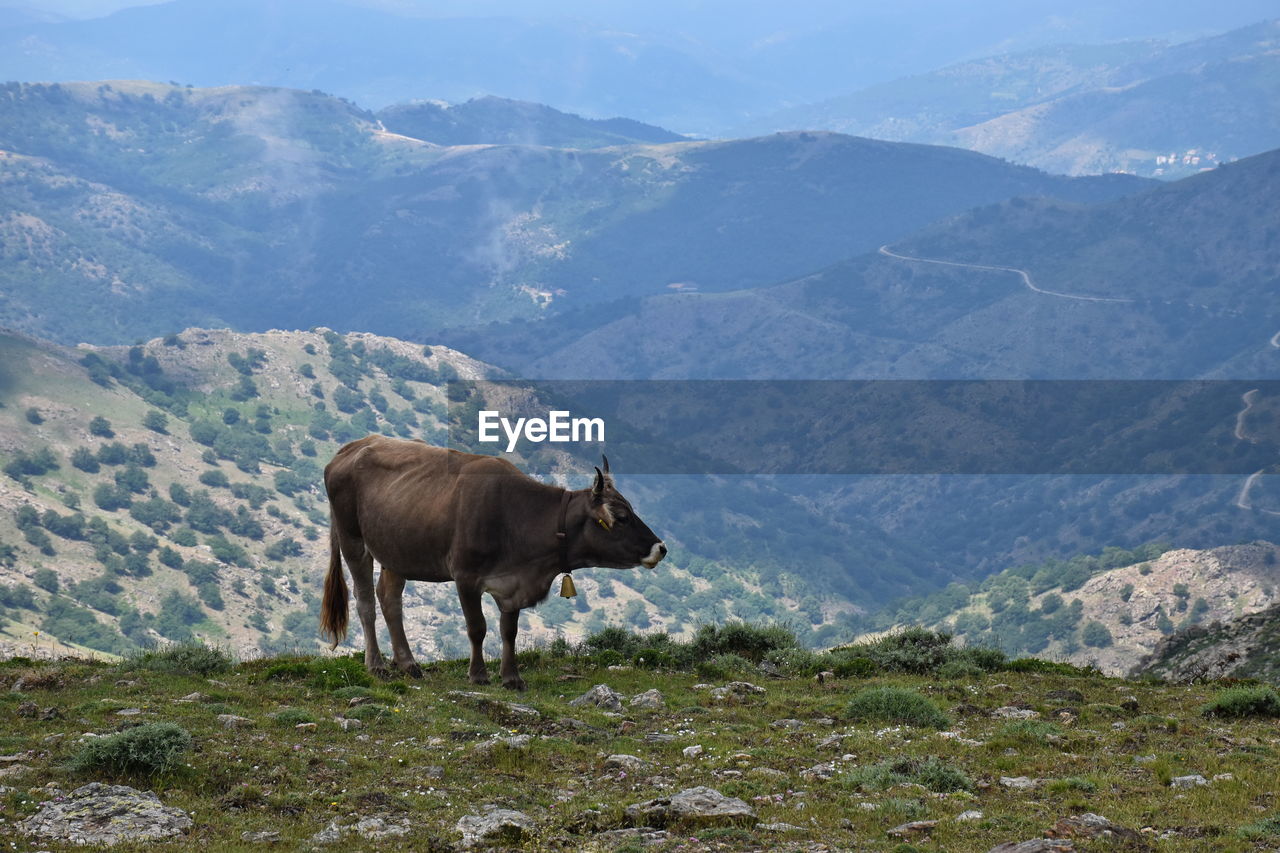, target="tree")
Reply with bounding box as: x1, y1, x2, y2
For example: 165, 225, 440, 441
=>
25, 407, 43, 424
1081, 620, 1113, 648
143, 410, 168, 434
33, 568, 59, 593
88, 416, 114, 437
71, 447, 100, 473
